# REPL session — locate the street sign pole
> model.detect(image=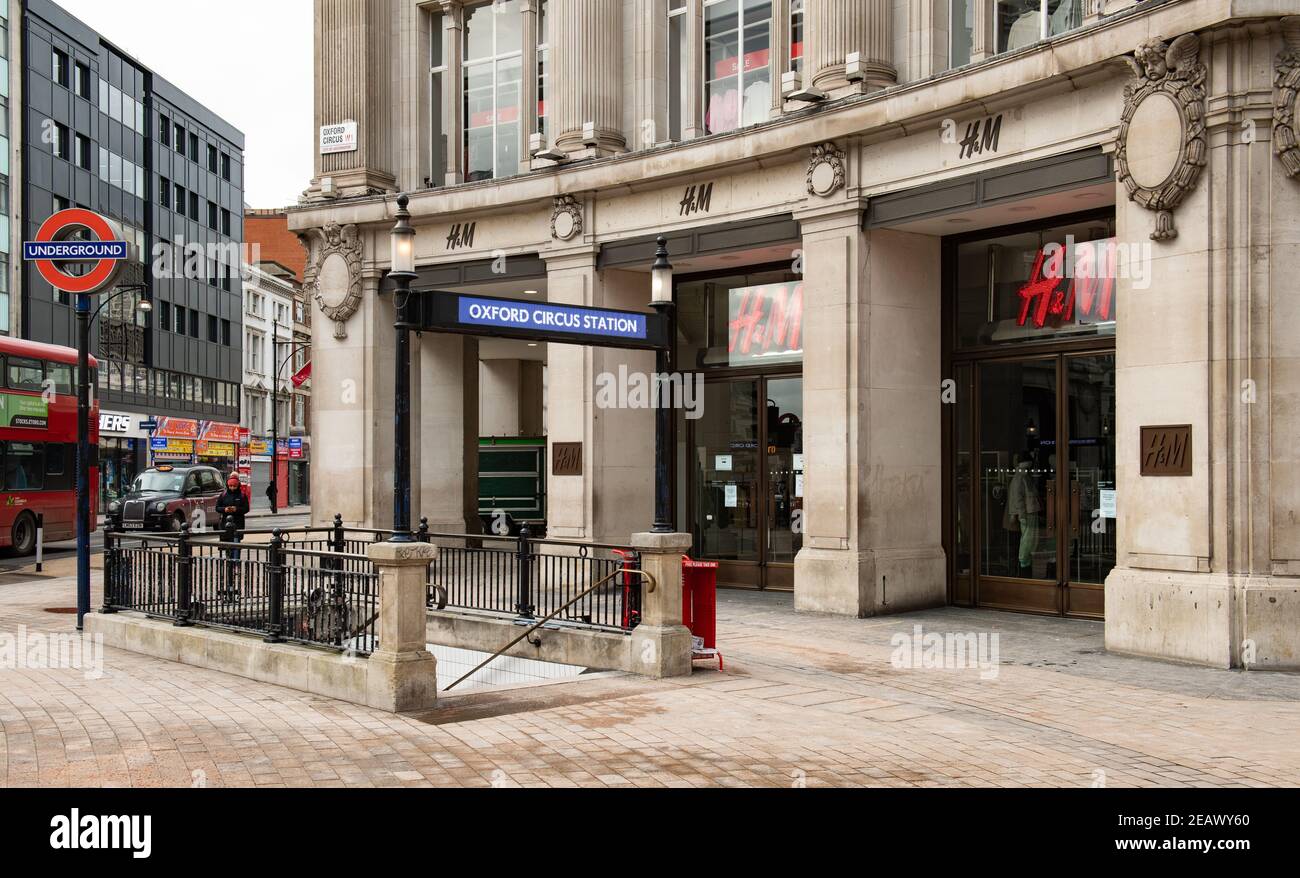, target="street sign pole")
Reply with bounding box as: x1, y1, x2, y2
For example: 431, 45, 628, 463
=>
75, 293, 92, 630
